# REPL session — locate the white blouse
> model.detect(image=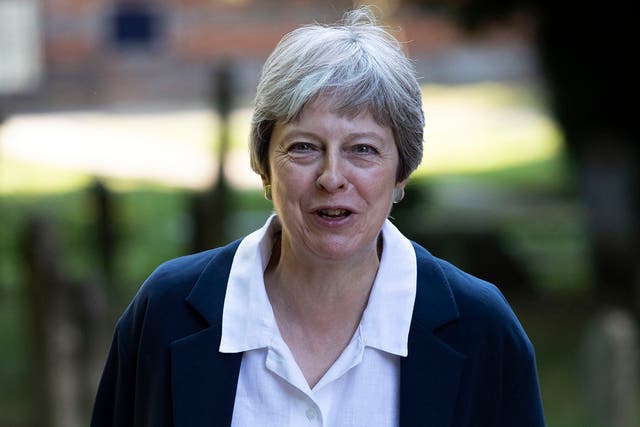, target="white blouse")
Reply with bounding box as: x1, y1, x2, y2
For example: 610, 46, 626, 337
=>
220, 215, 417, 427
